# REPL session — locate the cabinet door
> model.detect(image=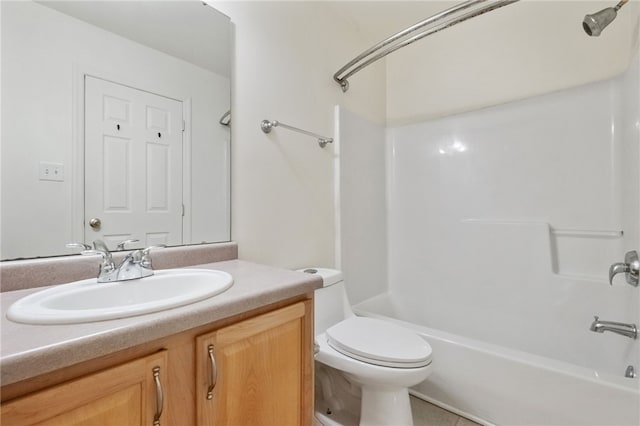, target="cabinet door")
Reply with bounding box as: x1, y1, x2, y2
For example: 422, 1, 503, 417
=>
1, 350, 167, 426
196, 301, 313, 426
